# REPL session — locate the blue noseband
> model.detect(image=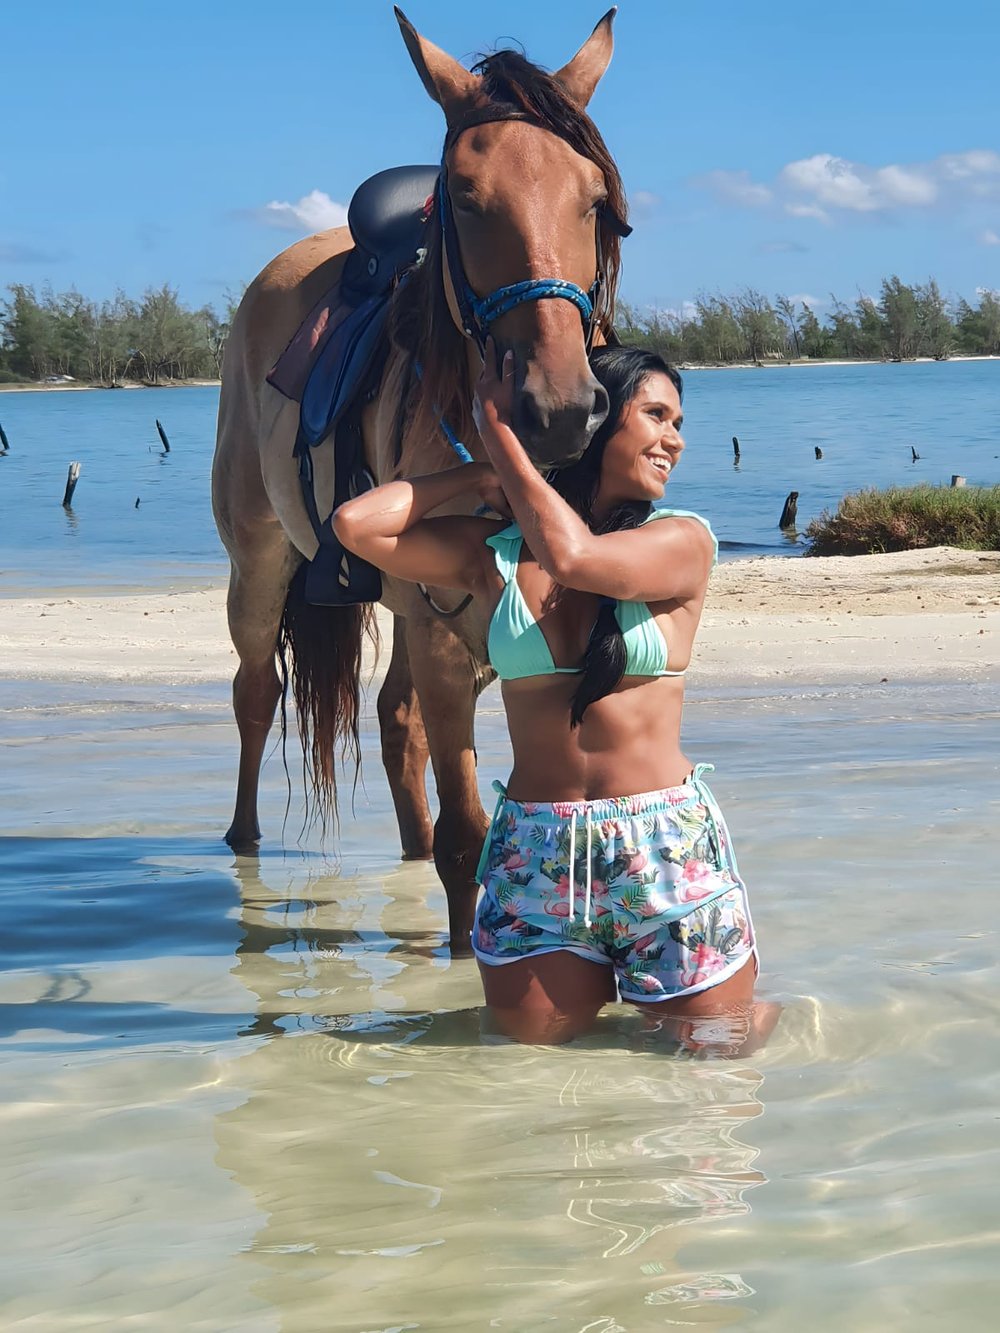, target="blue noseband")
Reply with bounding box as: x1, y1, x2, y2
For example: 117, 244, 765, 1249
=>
471, 278, 594, 331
